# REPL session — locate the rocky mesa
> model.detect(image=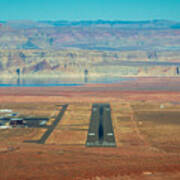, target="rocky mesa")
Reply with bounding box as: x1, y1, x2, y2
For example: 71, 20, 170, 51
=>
0, 20, 180, 77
